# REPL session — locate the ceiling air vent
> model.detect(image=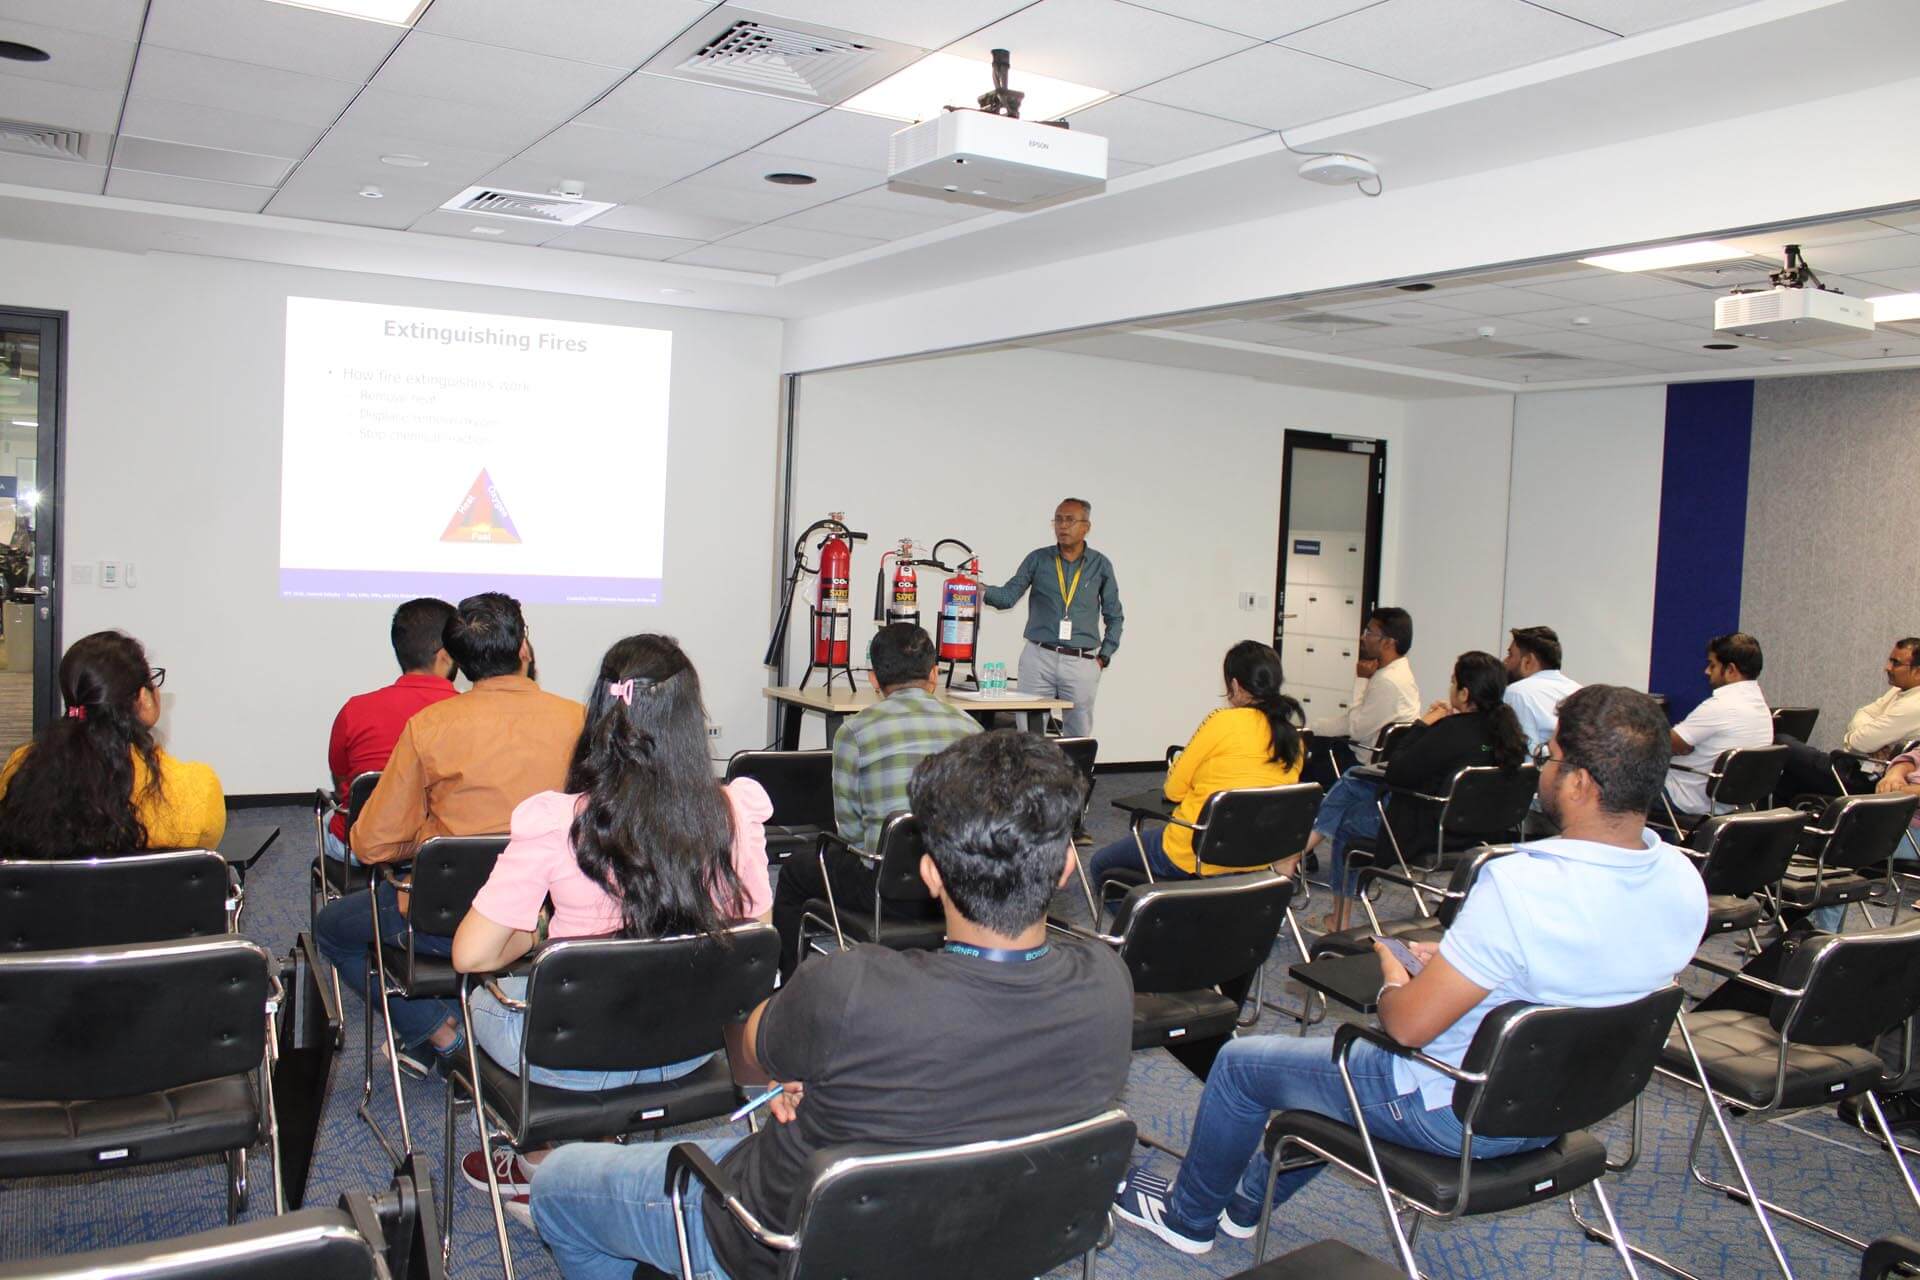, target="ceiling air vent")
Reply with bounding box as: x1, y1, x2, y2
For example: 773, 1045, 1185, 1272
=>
440, 186, 615, 227
1274, 312, 1387, 331
0, 118, 92, 163
644, 6, 922, 106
